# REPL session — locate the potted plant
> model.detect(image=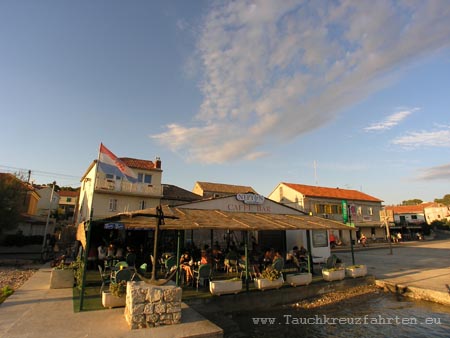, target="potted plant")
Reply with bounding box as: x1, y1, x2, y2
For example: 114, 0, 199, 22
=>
254, 267, 284, 290
50, 259, 75, 289
210, 277, 243, 296
345, 265, 367, 278
102, 281, 127, 308
322, 267, 345, 281
286, 272, 312, 287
